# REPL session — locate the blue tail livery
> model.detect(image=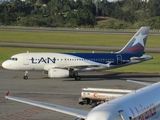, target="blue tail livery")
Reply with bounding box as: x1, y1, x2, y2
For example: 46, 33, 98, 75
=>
118, 27, 149, 55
